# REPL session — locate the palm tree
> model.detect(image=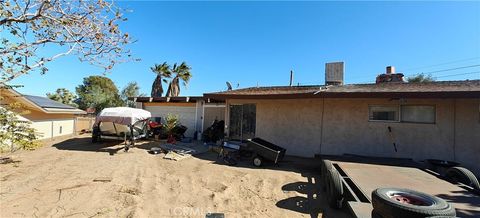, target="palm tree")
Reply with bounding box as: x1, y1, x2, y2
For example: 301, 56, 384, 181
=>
165, 62, 192, 97
150, 62, 172, 97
